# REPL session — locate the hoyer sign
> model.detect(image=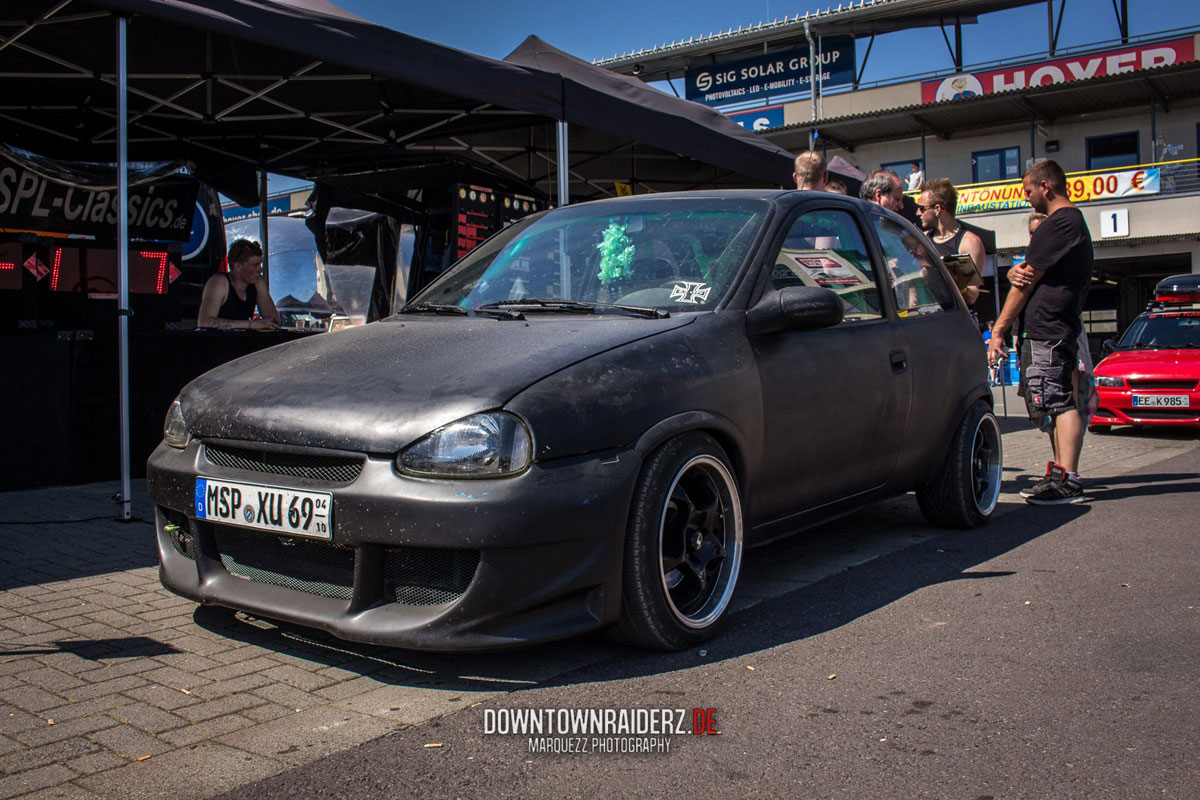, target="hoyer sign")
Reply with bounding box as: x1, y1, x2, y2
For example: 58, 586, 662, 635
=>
922, 37, 1195, 103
